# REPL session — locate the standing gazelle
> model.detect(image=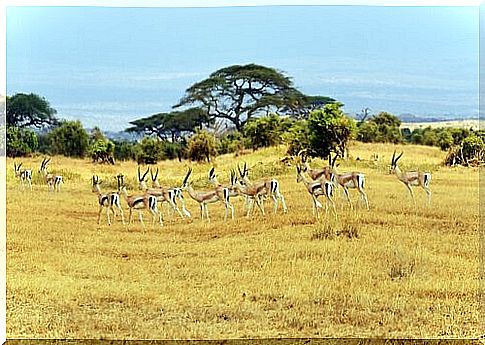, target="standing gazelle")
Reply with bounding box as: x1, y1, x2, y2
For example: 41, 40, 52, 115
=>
181, 168, 222, 222
148, 167, 191, 219
91, 175, 125, 225
237, 162, 288, 214
389, 150, 432, 206
296, 165, 337, 219
298, 149, 333, 182
14, 162, 33, 191
329, 155, 369, 210
208, 167, 237, 220
39, 158, 63, 192
118, 174, 162, 227
230, 170, 266, 218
